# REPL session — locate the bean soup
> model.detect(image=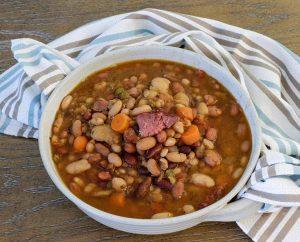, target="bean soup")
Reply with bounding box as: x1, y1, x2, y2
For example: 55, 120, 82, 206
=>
51, 60, 251, 219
